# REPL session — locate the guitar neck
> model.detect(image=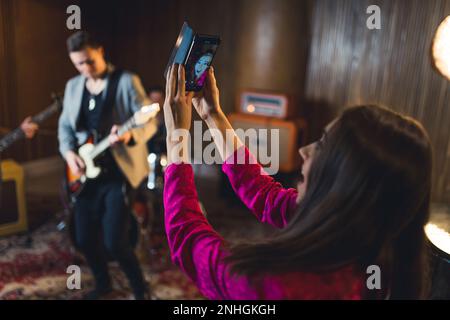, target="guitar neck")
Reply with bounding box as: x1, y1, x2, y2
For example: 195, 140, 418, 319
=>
0, 127, 25, 152
31, 104, 59, 124
90, 117, 136, 160
0, 99, 62, 153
